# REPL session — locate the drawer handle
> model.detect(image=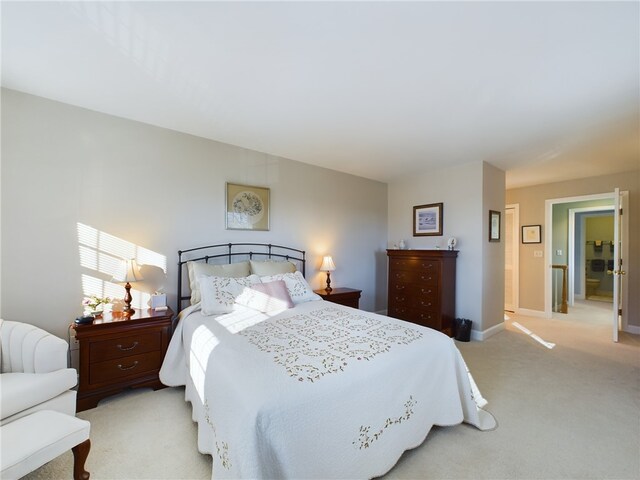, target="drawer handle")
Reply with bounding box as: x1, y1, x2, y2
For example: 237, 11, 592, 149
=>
117, 361, 139, 371
395, 296, 405, 302
117, 341, 139, 351
395, 285, 405, 290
